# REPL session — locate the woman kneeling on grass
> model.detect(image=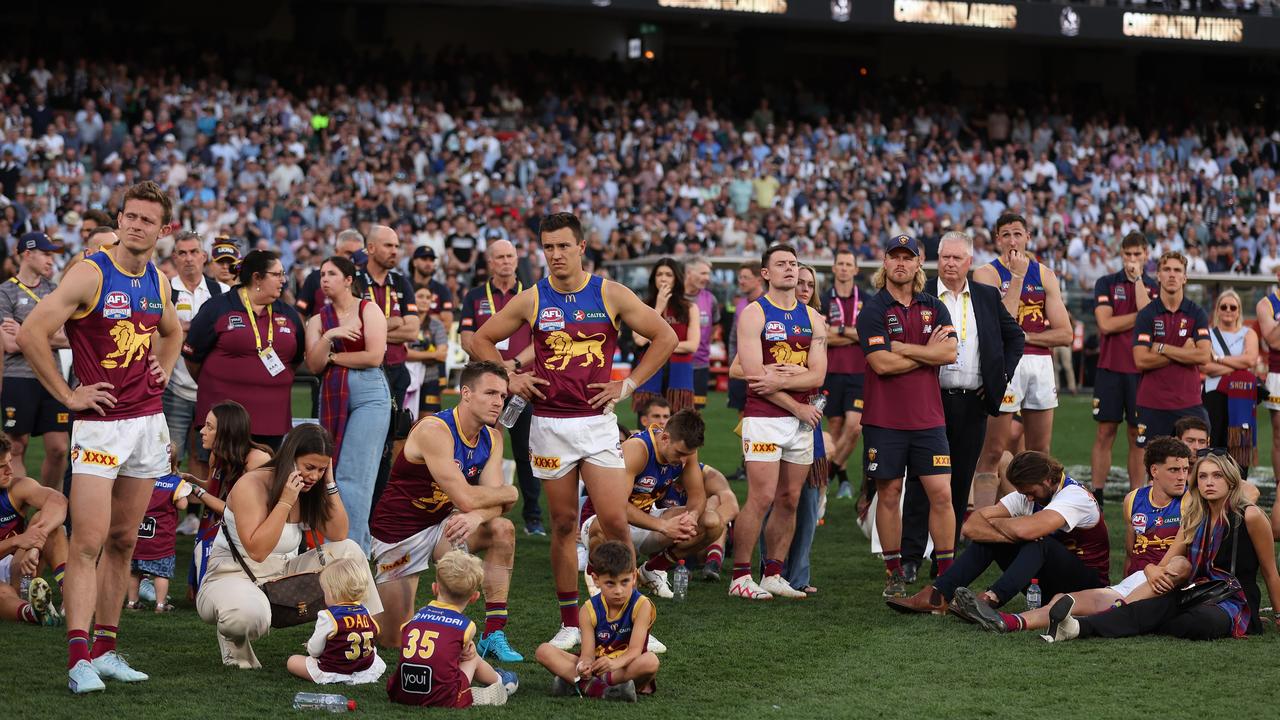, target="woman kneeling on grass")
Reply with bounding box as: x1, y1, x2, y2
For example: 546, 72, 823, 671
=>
196, 424, 381, 668
1045, 451, 1280, 642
